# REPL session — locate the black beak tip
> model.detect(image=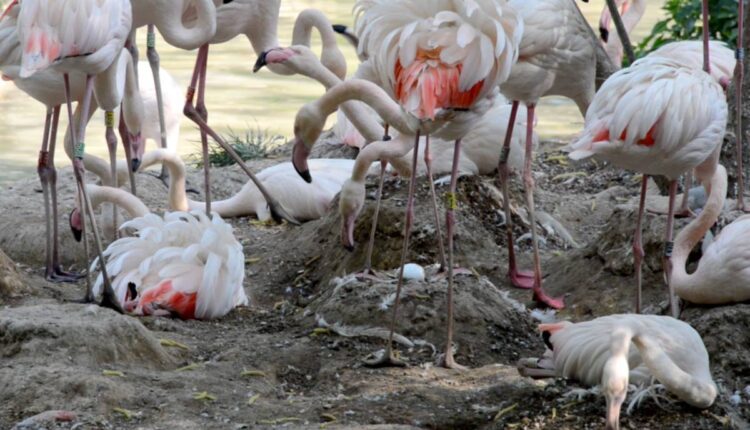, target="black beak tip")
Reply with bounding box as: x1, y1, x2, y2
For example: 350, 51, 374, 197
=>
294, 165, 312, 184
131, 158, 141, 172
253, 51, 268, 73
600, 27, 610, 43
344, 243, 355, 252
542, 331, 554, 351
332, 24, 348, 34
72, 227, 82, 242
